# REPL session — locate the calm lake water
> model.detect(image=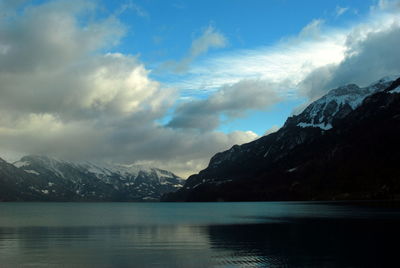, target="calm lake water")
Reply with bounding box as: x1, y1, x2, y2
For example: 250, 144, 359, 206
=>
0, 202, 399, 267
